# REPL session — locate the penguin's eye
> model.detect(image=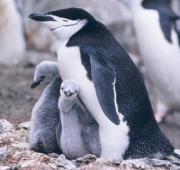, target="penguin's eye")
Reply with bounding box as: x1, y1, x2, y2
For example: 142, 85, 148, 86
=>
40, 76, 45, 79
61, 87, 64, 90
